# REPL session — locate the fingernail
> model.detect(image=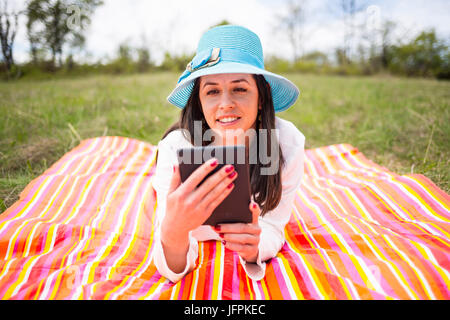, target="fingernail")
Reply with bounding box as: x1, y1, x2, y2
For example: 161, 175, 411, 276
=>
214, 225, 221, 231
228, 171, 237, 179
253, 203, 257, 209
221, 240, 226, 246
210, 159, 218, 167
227, 183, 234, 189
225, 165, 234, 173
218, 233, 224, 239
